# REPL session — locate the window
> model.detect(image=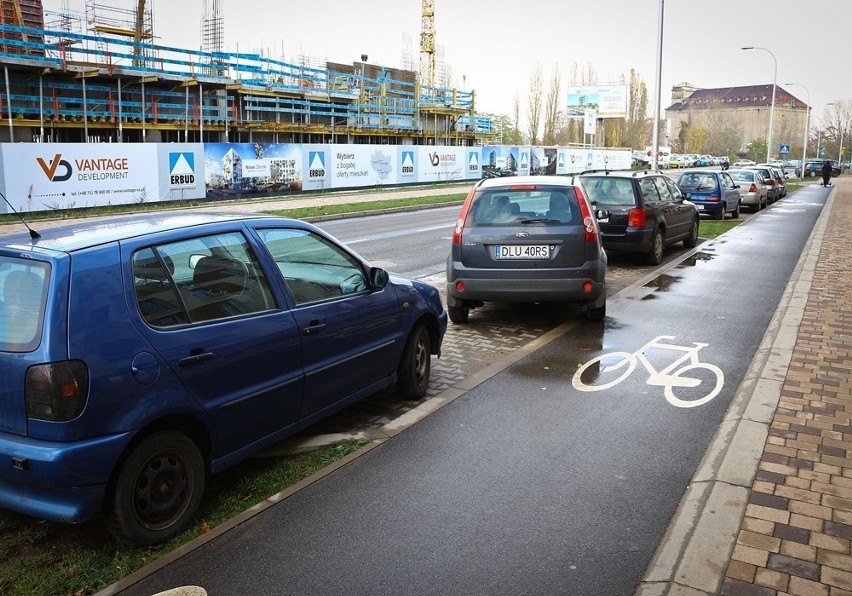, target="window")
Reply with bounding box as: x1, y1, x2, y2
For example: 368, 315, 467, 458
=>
651, 177, 672, 201
640, 178, 661, 202
133, 232, 275, 326
469, 189, 581, 224
663, 177, 684, 201
582, 178, 635, 206
0, 258, 50, 352
256, 228, 368, 306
